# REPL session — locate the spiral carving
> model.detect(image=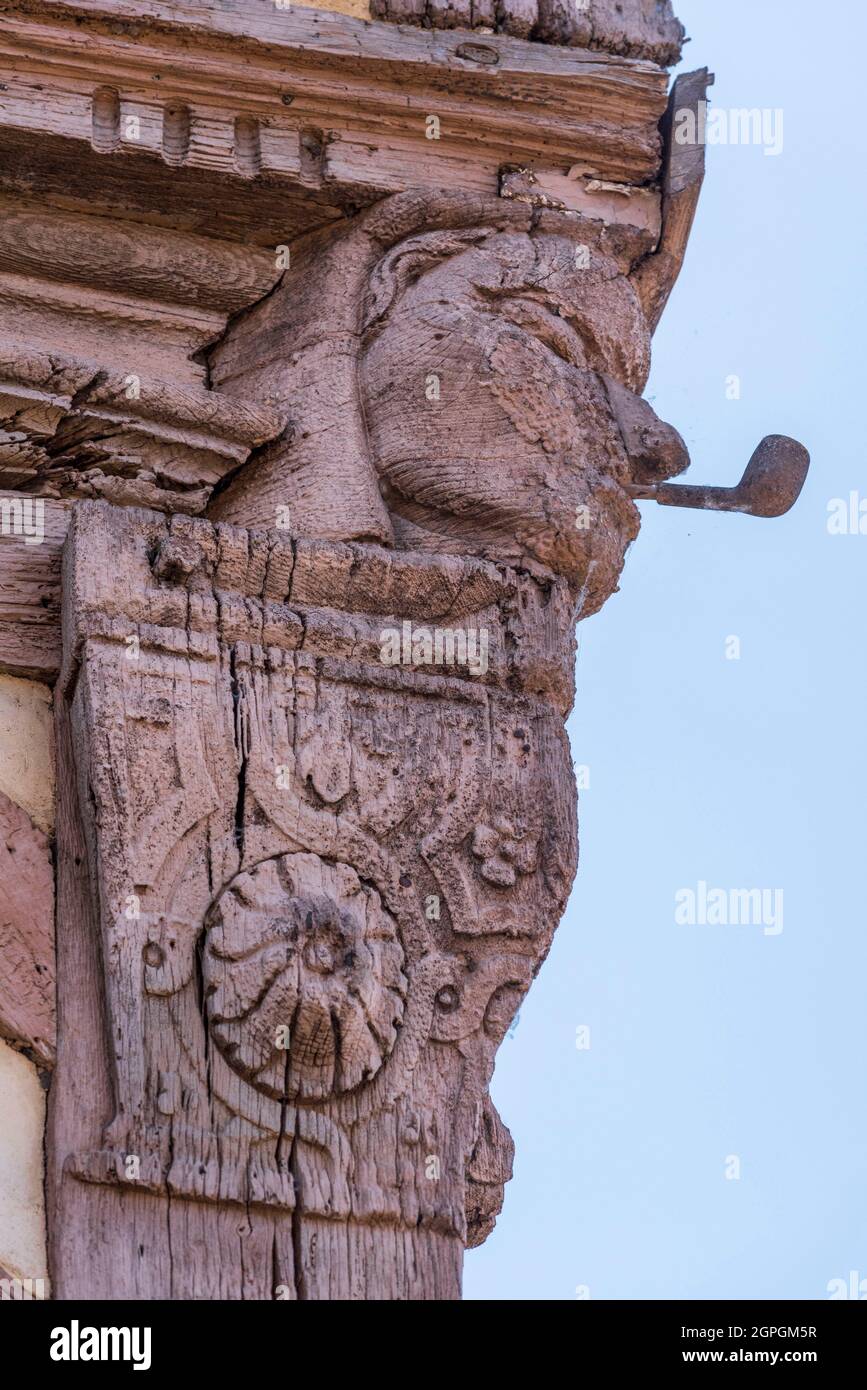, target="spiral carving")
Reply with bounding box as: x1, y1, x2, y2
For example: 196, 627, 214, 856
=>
202, 853, 407, 1102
